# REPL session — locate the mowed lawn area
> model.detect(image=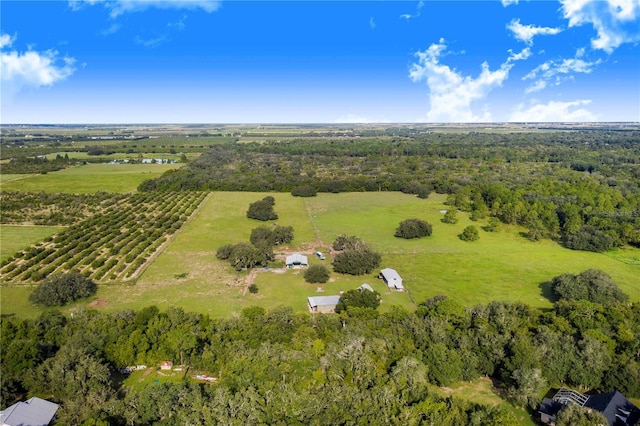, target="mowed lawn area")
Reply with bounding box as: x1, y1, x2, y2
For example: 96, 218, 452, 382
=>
2, 191, 639, 319
0, 163, 181, 193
